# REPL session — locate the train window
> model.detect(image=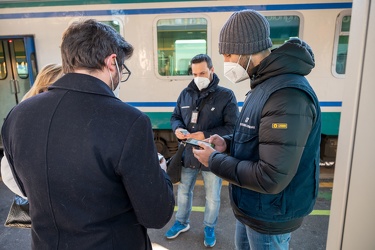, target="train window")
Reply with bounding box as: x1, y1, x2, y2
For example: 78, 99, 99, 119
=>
156, 18, 207, 76
100, 21, 120, 33
13, 39, 28, 79
0, 42, 6, 80
333, 11, 351, 77
68, 18, 123, 36
266, 15, 300, 49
